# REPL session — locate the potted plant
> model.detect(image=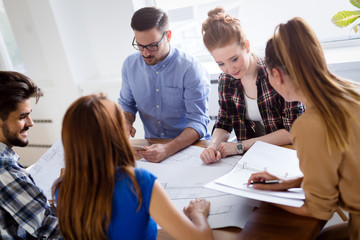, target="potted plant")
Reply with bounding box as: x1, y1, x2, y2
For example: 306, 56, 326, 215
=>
332, 0, 360, 33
